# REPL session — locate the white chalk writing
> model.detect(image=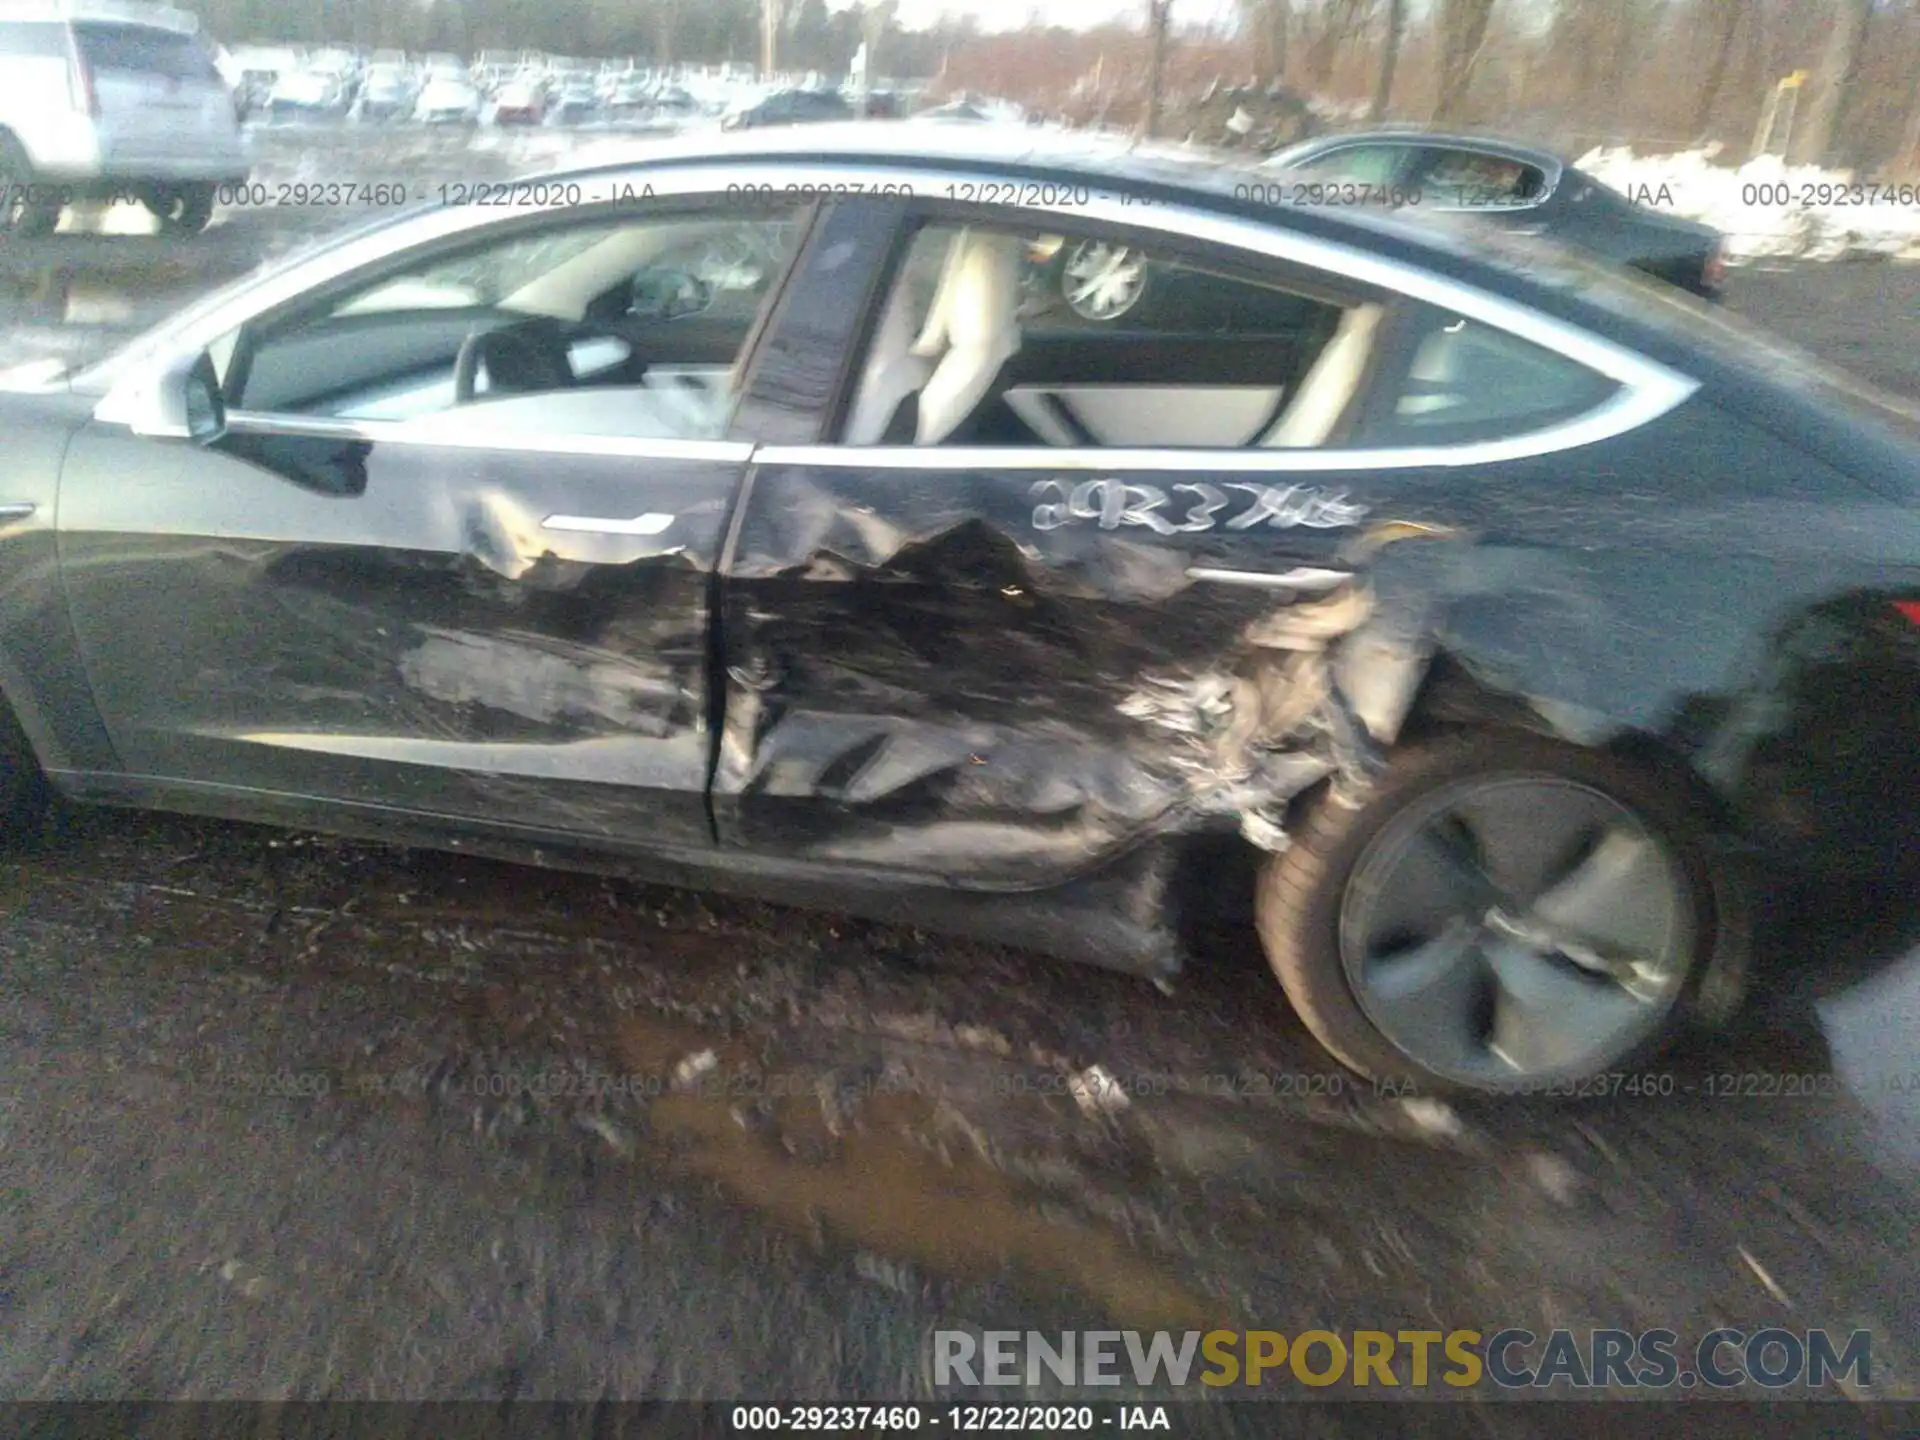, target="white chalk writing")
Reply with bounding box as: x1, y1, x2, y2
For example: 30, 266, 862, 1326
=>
1029, 479, 1368, 534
